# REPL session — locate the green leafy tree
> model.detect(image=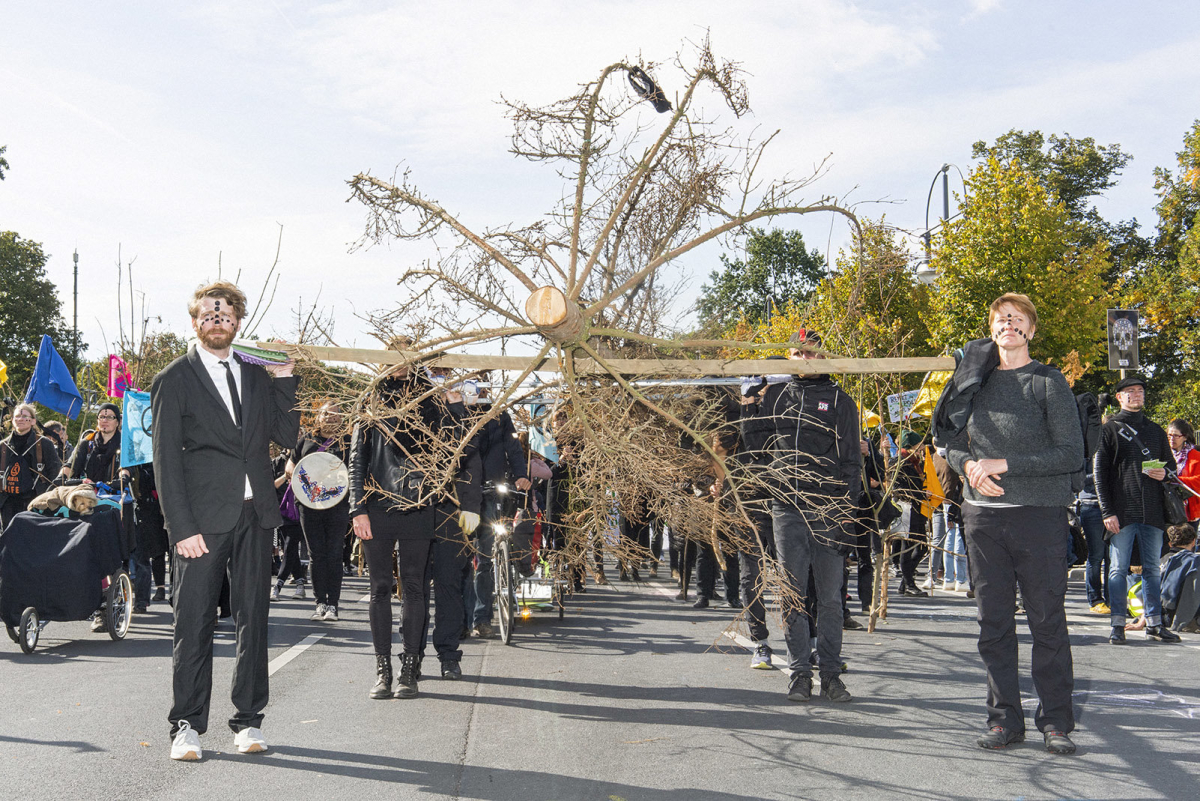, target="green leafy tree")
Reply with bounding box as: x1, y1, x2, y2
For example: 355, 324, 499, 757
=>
0, 145, 9, 180
924, 157, 1111, 366
808, 219, 934, 416
1126, 120, 1200, 422
972, 130, 1146, 281
0, 231, 74, 389
695, 227, 824, 331
972, 130, 1131, 219
808, 219, 932, 361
